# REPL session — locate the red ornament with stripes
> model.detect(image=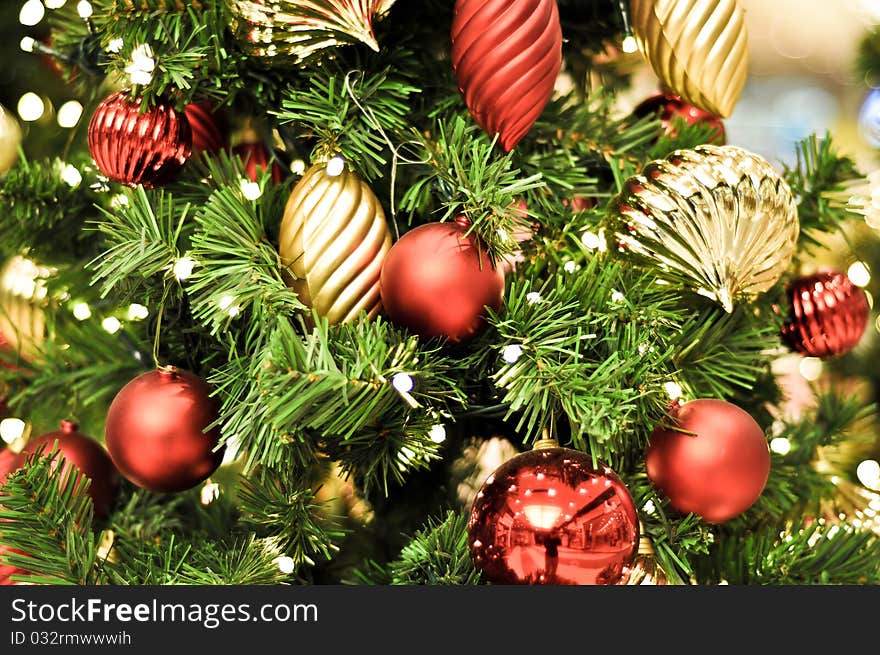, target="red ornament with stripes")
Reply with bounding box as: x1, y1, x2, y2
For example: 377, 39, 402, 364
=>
184, 101, 227, 155
451, 0, 563, 152
88, 90, 192, 188
781, 270, 870, 359
233, 141, 284, 183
